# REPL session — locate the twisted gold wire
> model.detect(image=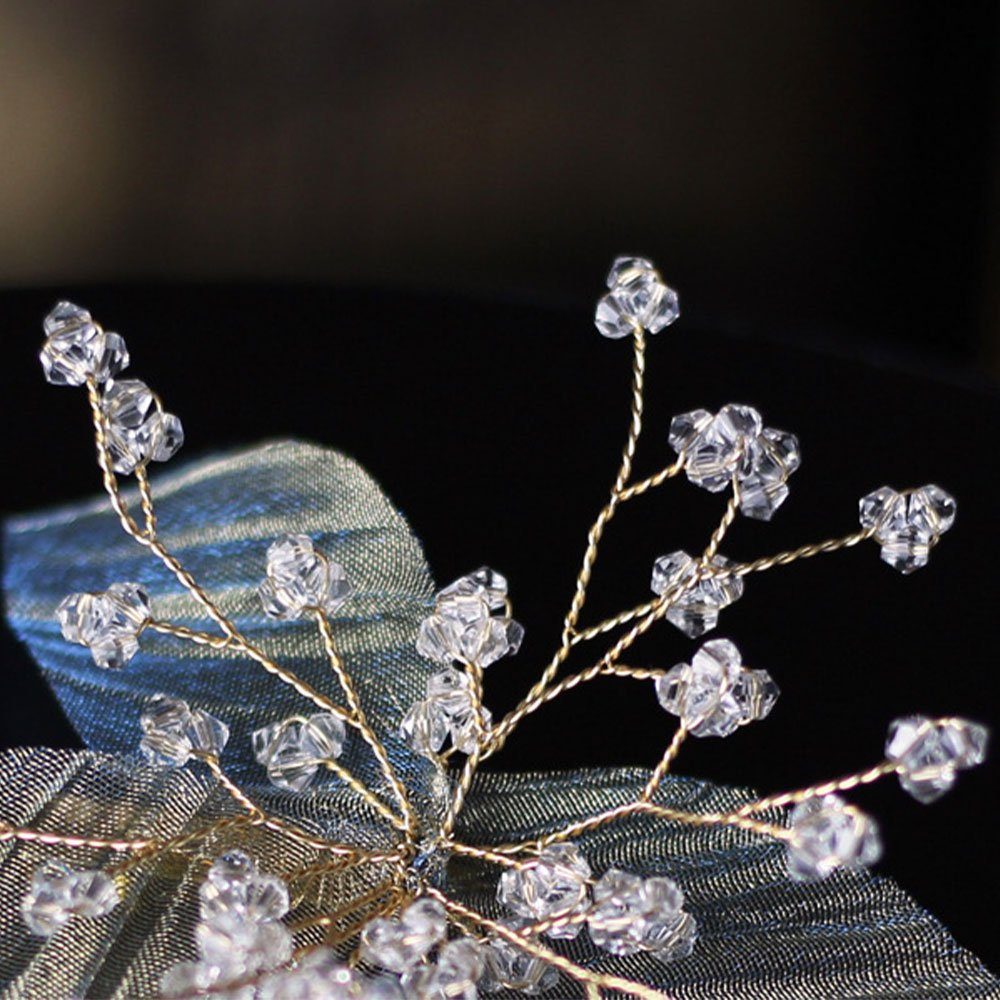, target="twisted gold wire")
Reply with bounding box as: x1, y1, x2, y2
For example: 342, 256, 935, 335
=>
0, 822, 154, 852
135, 465, 158, 538
640, 726, 689, 803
